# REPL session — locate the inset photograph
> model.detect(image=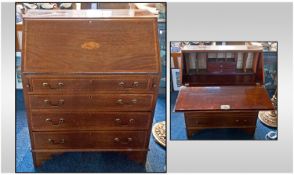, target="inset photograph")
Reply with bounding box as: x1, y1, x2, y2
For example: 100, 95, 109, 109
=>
170, 41, 277, 140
